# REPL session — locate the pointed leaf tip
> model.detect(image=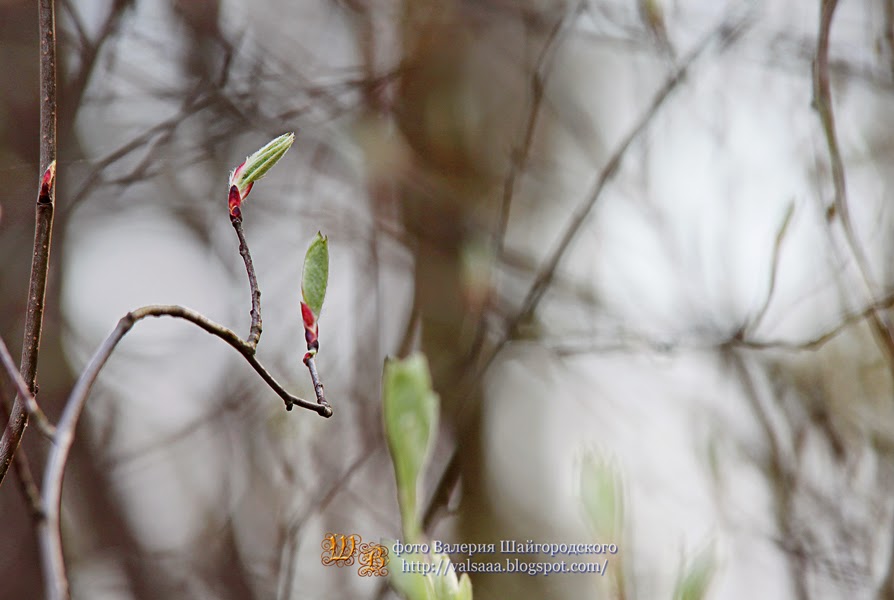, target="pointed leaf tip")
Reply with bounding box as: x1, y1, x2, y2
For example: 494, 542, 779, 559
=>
229, 132, 295, 199
301, 232, 329, 318
383, 354, 439, 542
